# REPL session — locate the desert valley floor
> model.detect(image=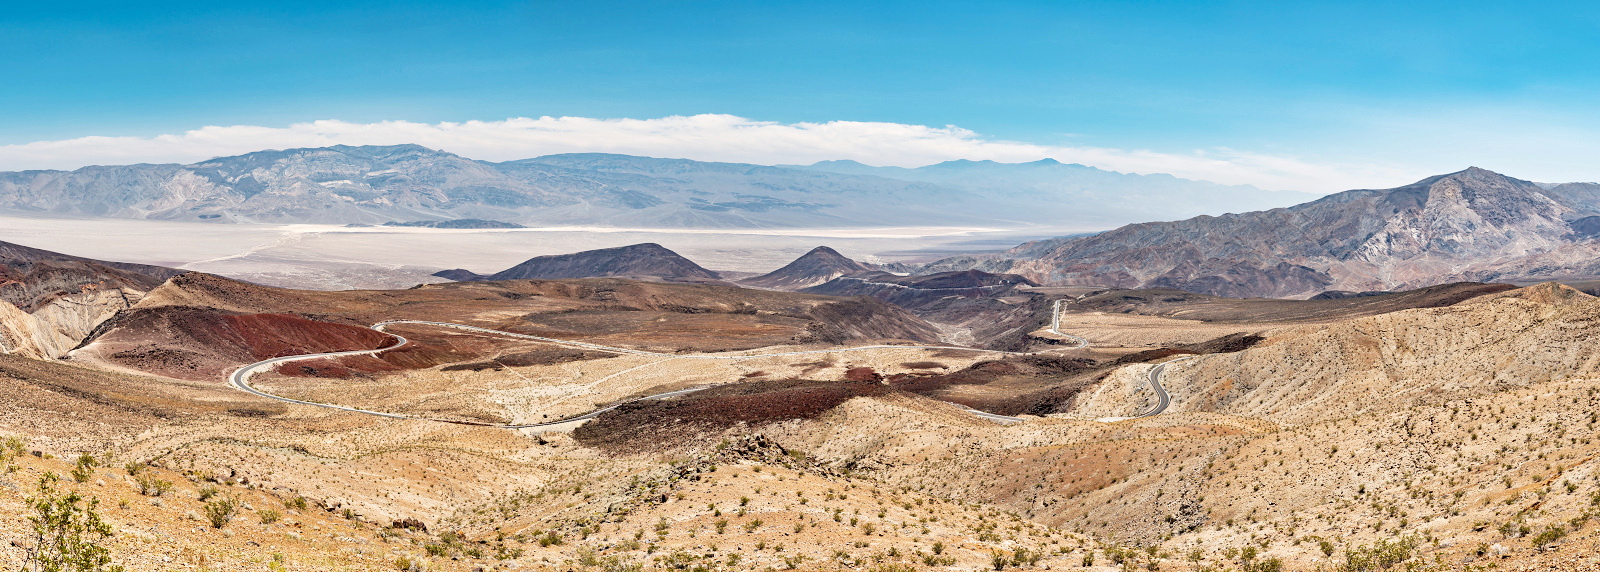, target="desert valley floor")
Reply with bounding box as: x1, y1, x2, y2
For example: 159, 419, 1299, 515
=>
3, 245, 1600, 571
